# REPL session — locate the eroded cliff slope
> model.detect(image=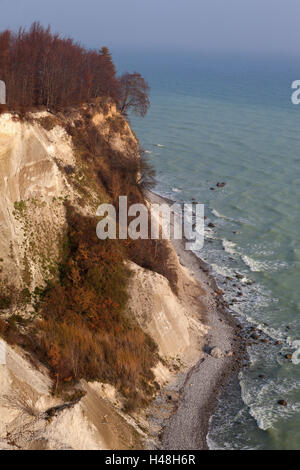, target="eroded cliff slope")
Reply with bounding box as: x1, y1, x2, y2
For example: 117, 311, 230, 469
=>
0, 104, 206, 449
